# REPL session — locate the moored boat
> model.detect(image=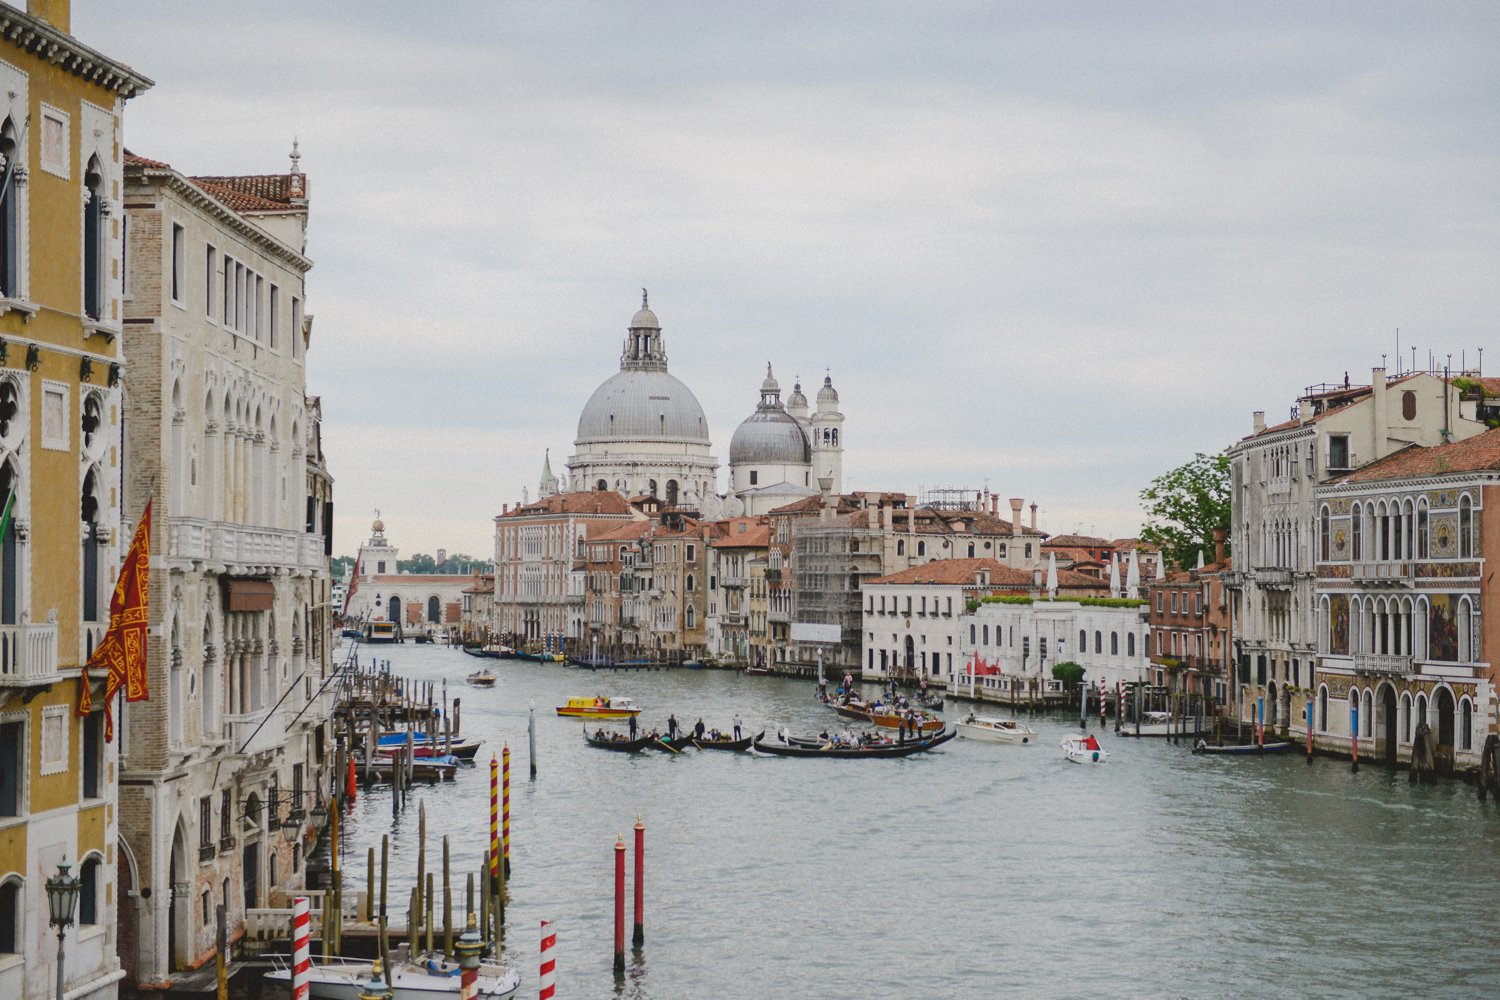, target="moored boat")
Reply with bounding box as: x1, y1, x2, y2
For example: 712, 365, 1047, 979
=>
870, 711, 943, 733
556, 696, 642, 719
374, 733, 484, 760
1116, 711, 1178, 737
955, 714, 1038, 744
364, 620, 399, 644
359, 753, 462, 782
583, 729, 653, 752
265, 951, 519, 1000
1061, 734, 1109, 764
1193, 739, 1294, 755
691, 732, 756, 751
